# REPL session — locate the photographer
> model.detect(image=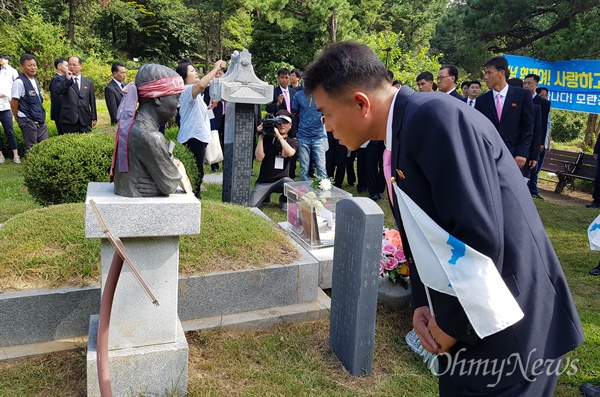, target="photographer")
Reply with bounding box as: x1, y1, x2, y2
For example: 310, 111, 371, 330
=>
249, 110, 298, 210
